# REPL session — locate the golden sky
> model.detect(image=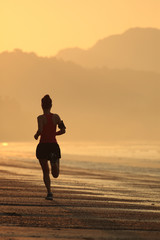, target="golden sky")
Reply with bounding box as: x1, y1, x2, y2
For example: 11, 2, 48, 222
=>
1, 0, 160, 57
